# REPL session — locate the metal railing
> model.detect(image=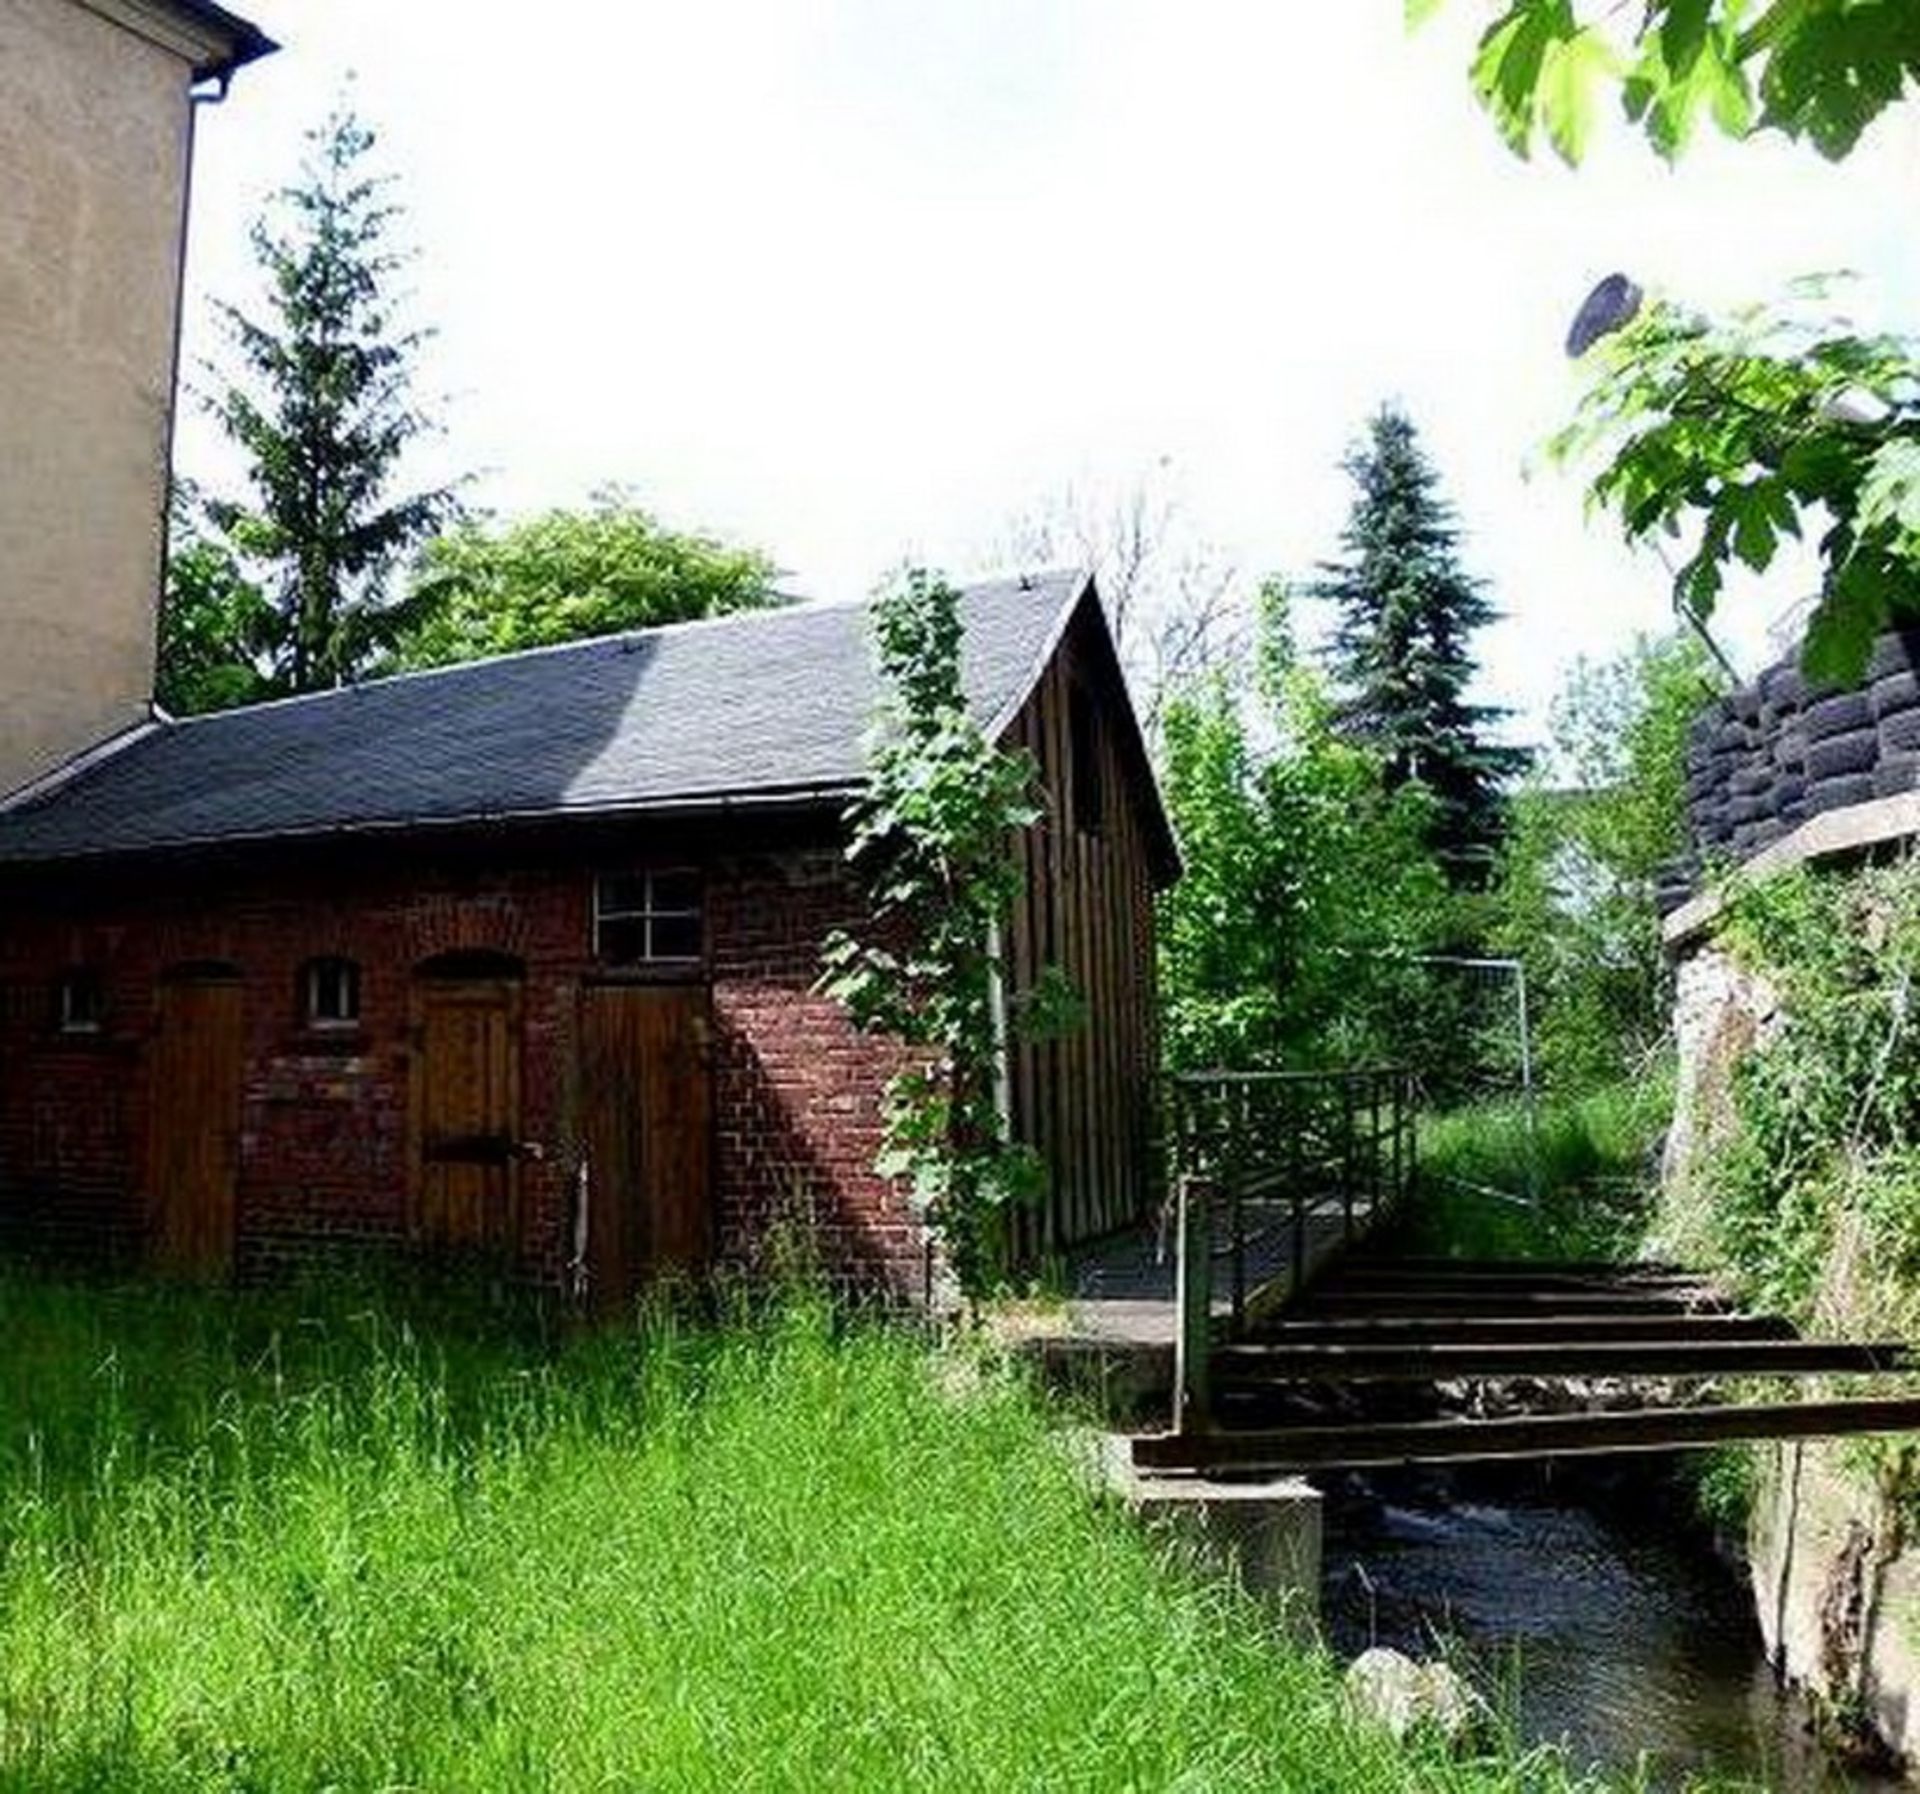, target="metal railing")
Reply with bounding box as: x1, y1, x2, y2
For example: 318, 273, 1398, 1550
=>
1166, 1067, 1417, 1435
